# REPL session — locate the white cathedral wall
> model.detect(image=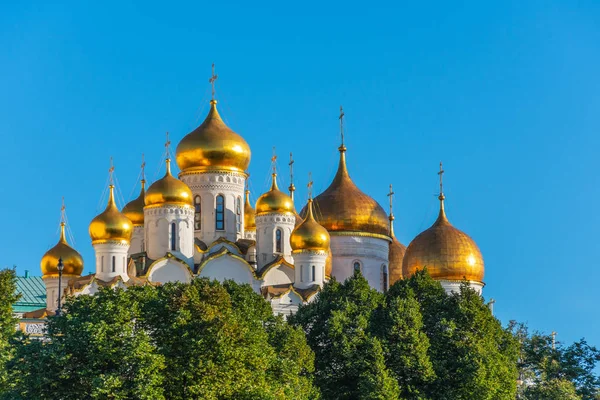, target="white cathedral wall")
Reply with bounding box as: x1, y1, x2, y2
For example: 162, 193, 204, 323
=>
440, 280, 484, 295
261, 264, 294, 287
199, 255, 258, 290
270, 291, 303, 318
244, 229, 256, 240
128, 226, 144, 255
147, 259, 192, 284
42, 275, 73, 311
292, 251, 326, 289
255, 213, 295, 269
144, 205, 194, 261
93, 242, 130, 282
329, 235, 390, 292
180, 171, 246, 245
